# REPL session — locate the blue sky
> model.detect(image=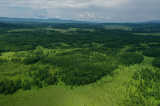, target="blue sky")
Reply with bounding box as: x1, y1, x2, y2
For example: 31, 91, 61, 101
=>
0, 0, 160, 22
